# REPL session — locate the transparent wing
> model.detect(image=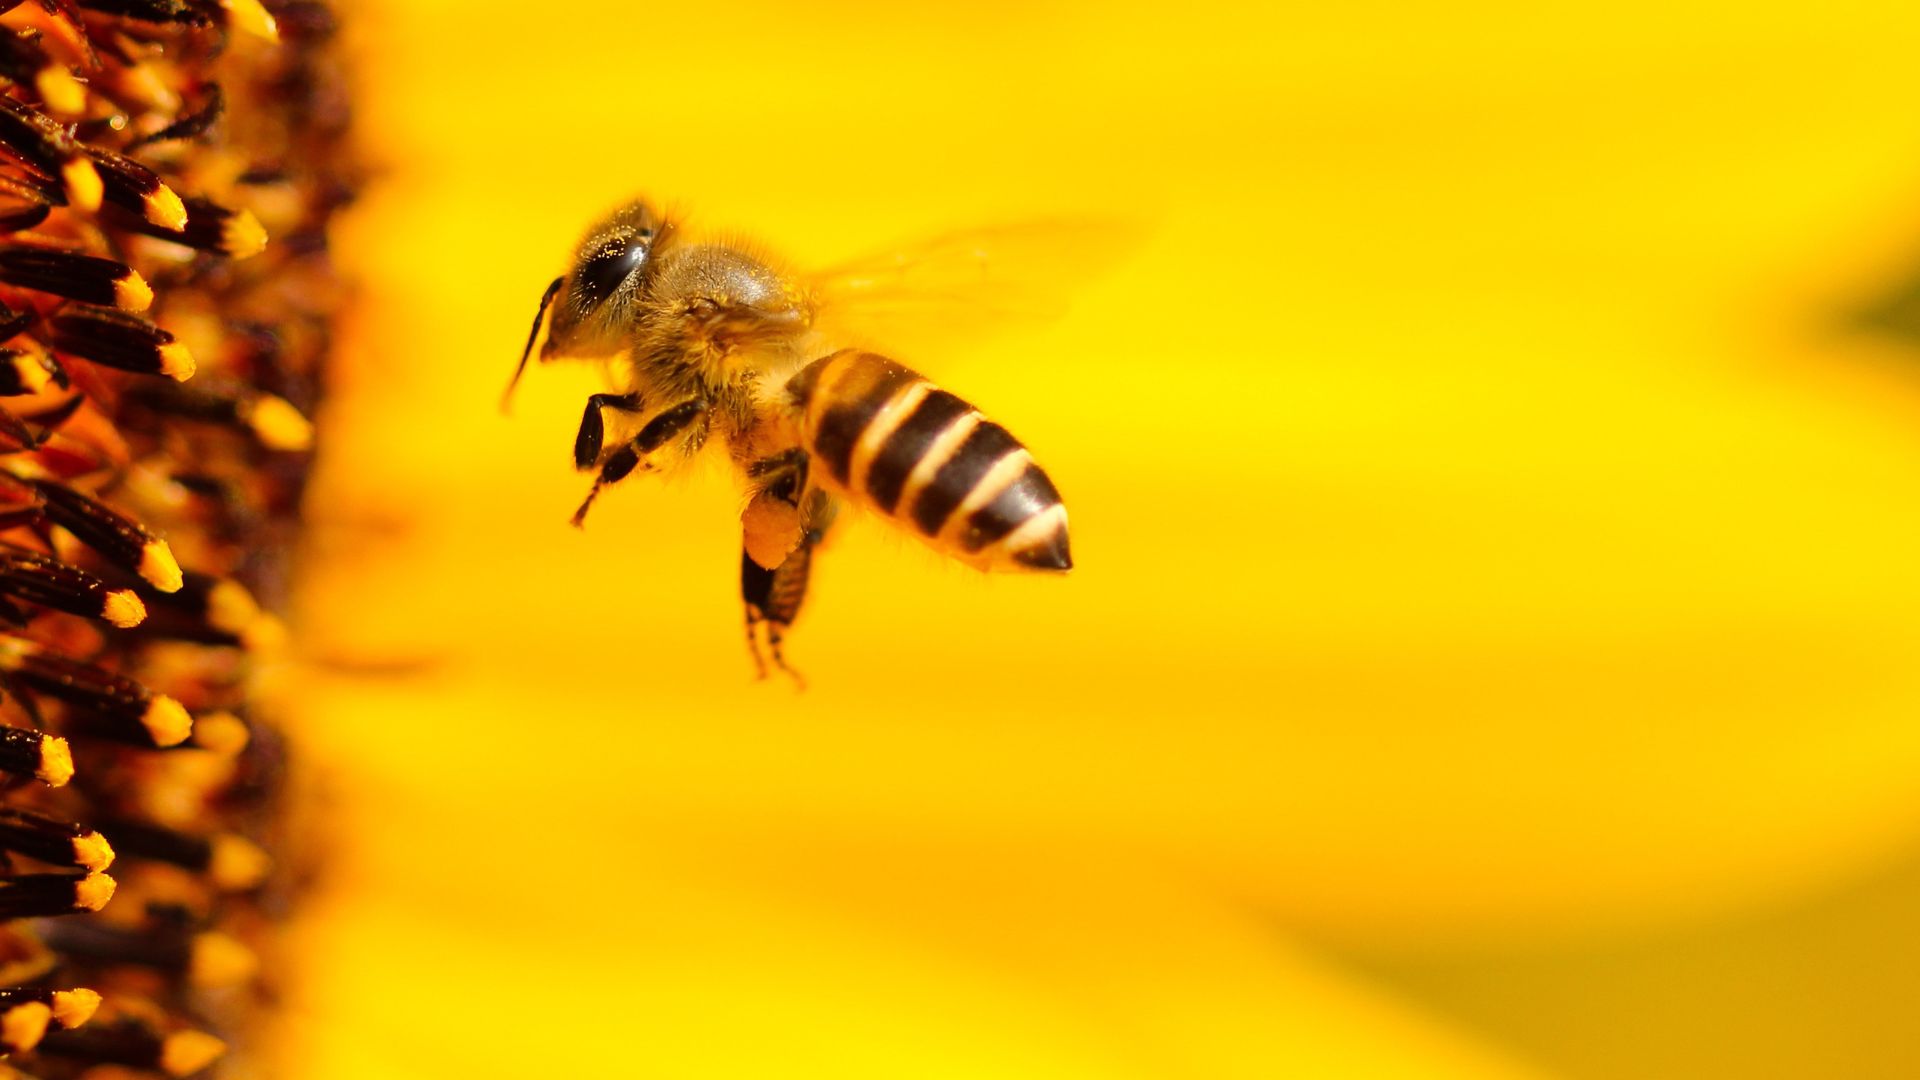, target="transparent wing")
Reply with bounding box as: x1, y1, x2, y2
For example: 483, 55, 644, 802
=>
805, 217, 1145, 363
